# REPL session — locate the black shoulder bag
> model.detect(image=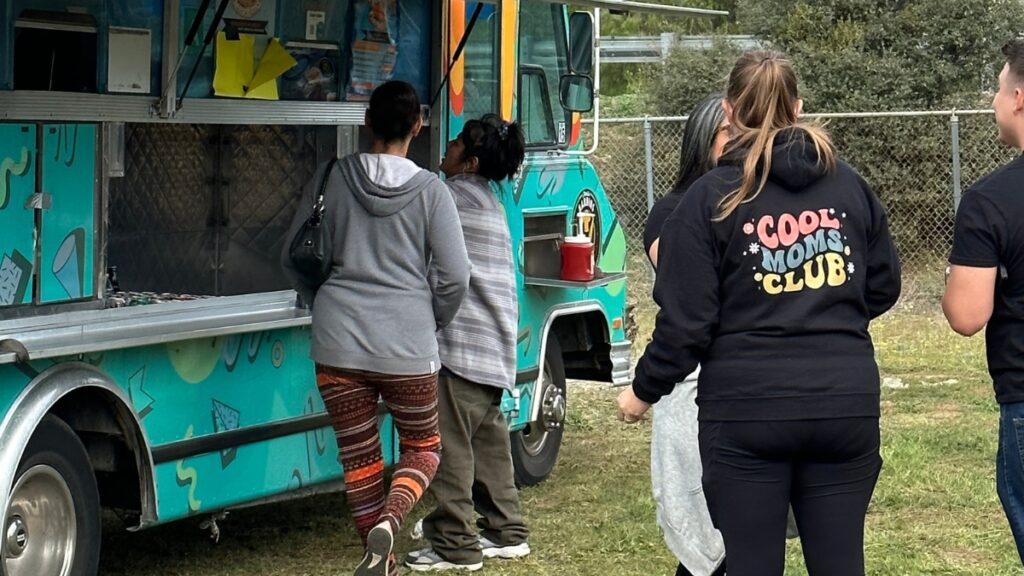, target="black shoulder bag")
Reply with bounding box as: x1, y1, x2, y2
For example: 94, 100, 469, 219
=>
288, 158, 338, 290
